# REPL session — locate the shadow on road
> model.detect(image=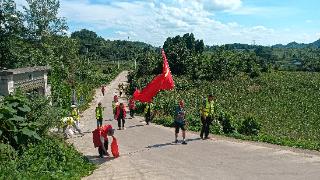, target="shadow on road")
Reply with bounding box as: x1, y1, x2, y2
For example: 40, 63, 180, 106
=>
187, 137, 202, 142
145, 142, 177, 149
86, 155, 116, 165
127, 124, 144, 129
145, 138, 202, 149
